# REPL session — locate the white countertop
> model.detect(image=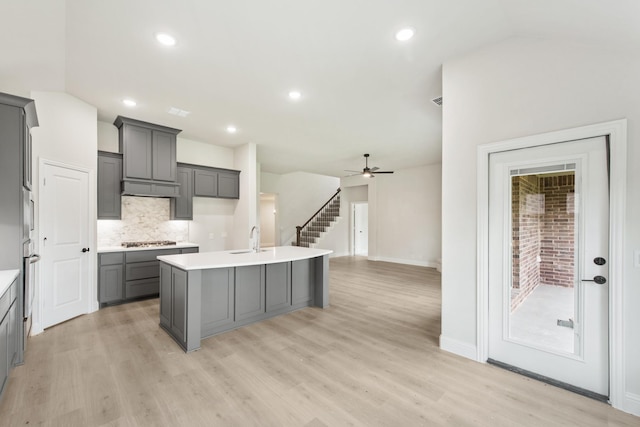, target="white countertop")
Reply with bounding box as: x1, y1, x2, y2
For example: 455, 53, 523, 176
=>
98, 242, 199, 253
0, 269, 20, 297
157, 246, 332, 270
